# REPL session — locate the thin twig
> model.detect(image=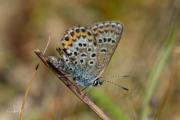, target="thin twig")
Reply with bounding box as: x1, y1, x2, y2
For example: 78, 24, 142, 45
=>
34, 49, 111, 120
20, 33, 51, 120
